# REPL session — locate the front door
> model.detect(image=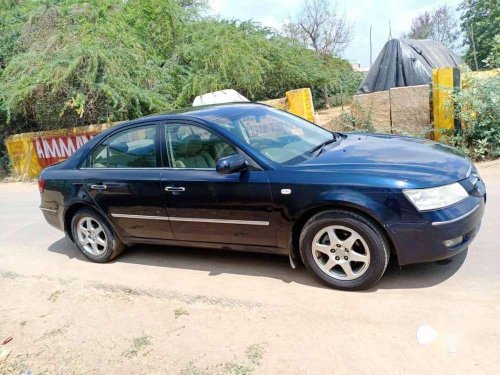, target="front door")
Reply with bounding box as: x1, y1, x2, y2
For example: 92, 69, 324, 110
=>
83, 123, 174, 240
161, 122, 276, 247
